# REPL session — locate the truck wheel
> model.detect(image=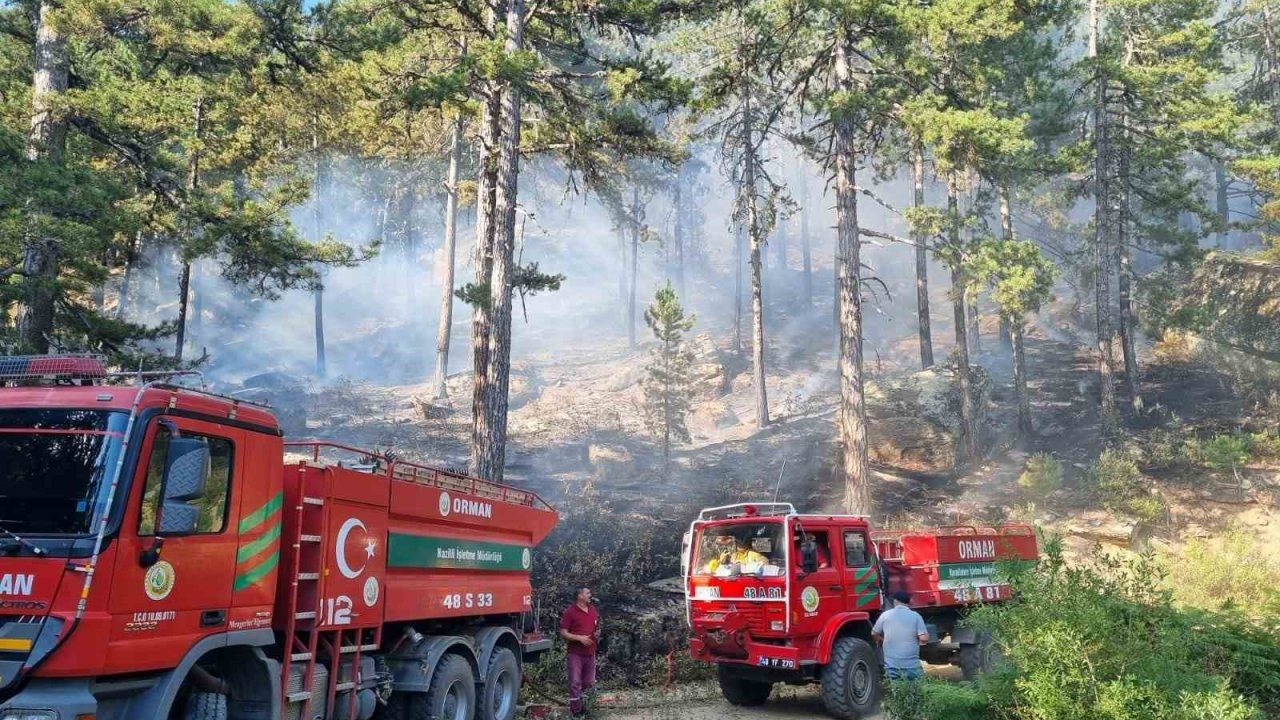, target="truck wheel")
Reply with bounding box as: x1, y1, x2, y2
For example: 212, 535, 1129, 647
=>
480, 647, 520, 720
181, 692, 227, 720
820, 637, 880, 720
426, 654, 478, 720
960, 631, 1002, 681
716, 665, 772, 707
